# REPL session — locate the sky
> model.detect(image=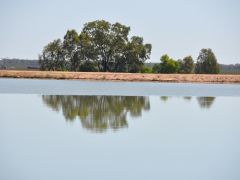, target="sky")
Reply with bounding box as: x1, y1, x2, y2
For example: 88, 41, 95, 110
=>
0, 0, 239, 64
